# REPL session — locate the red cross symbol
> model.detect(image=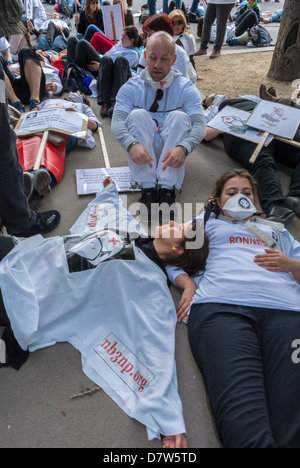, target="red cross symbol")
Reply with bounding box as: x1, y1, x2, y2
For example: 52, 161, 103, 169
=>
109, 237, 120, 246
159, 80, 167, 88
